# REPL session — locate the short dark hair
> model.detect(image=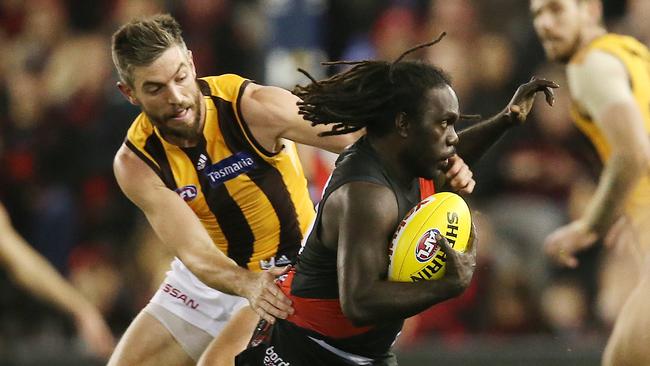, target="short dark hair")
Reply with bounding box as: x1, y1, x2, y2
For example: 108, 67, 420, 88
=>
111, 13, 186, 86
